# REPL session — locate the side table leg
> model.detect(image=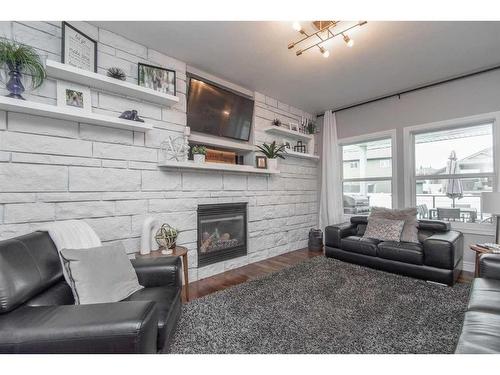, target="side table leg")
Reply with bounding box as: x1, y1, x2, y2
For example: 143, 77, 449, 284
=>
475, 253, 480, 277
182, 253, 189, 301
